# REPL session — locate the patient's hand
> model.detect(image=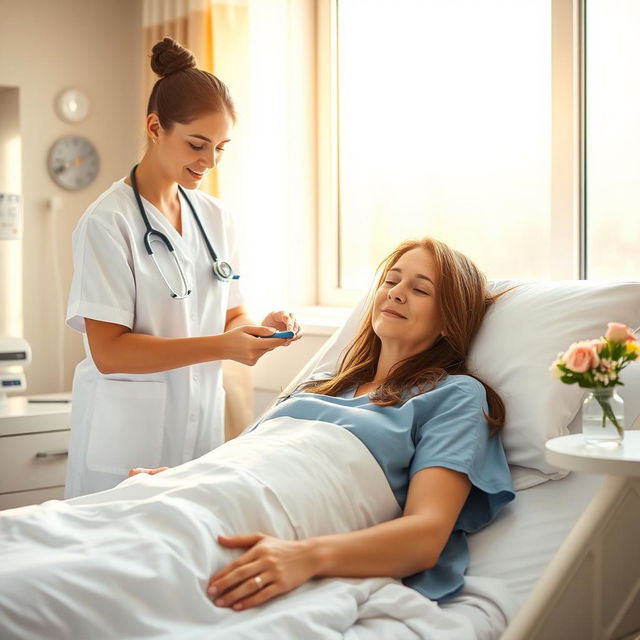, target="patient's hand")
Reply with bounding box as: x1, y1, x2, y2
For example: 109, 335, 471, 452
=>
207, 533, 316, 611
127, 467, 168, 477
